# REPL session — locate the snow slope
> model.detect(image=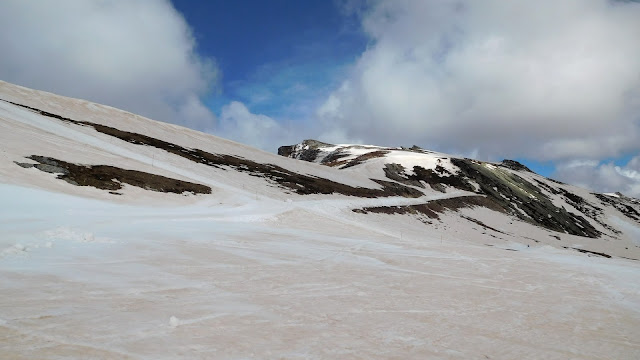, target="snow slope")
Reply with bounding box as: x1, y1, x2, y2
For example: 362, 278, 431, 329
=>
281, 139, 640, 259
1, 81, 640, 359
